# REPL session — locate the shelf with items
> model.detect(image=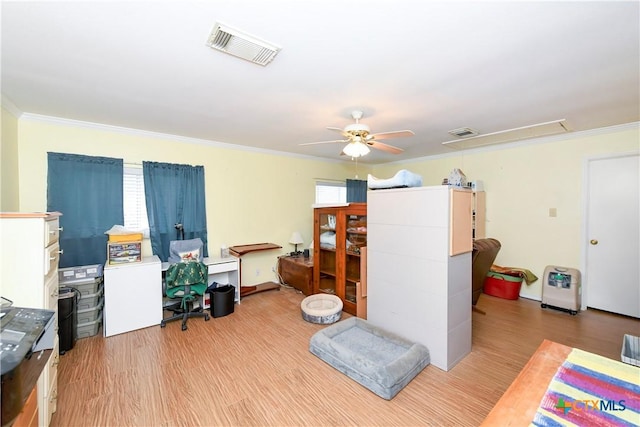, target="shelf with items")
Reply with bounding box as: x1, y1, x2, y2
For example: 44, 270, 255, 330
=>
313, 203, 367, 316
